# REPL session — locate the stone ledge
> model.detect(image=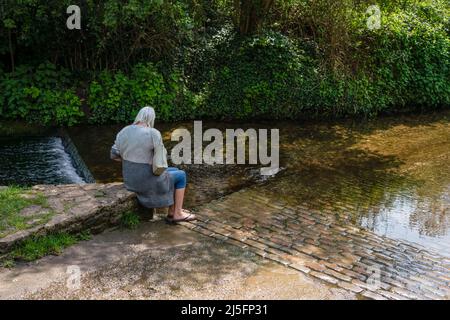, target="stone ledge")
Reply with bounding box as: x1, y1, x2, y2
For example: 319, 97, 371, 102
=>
0, 183, 138, 254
